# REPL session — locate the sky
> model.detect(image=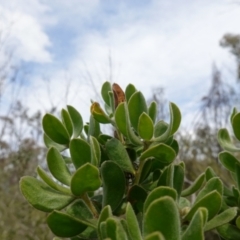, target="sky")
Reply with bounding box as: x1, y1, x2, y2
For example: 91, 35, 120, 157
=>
0, 0, 240, 128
